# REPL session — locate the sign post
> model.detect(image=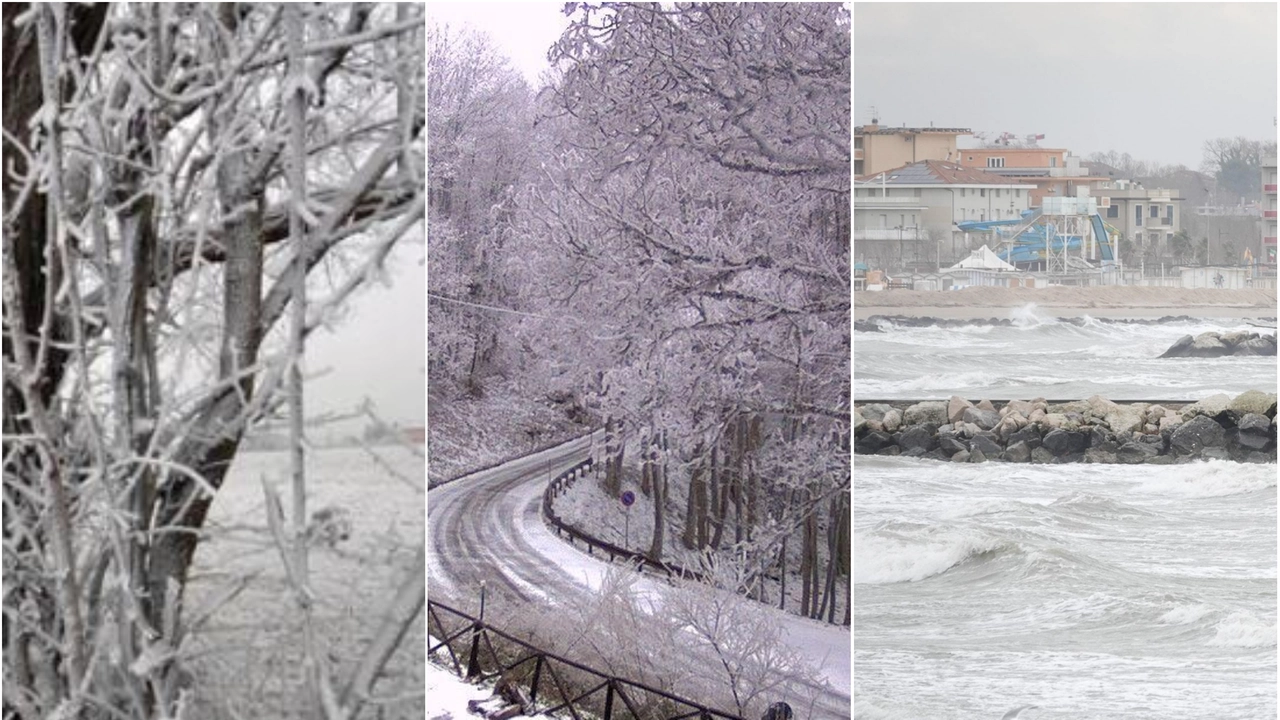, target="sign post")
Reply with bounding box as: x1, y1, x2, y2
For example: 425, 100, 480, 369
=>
620, 490, 635, 549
